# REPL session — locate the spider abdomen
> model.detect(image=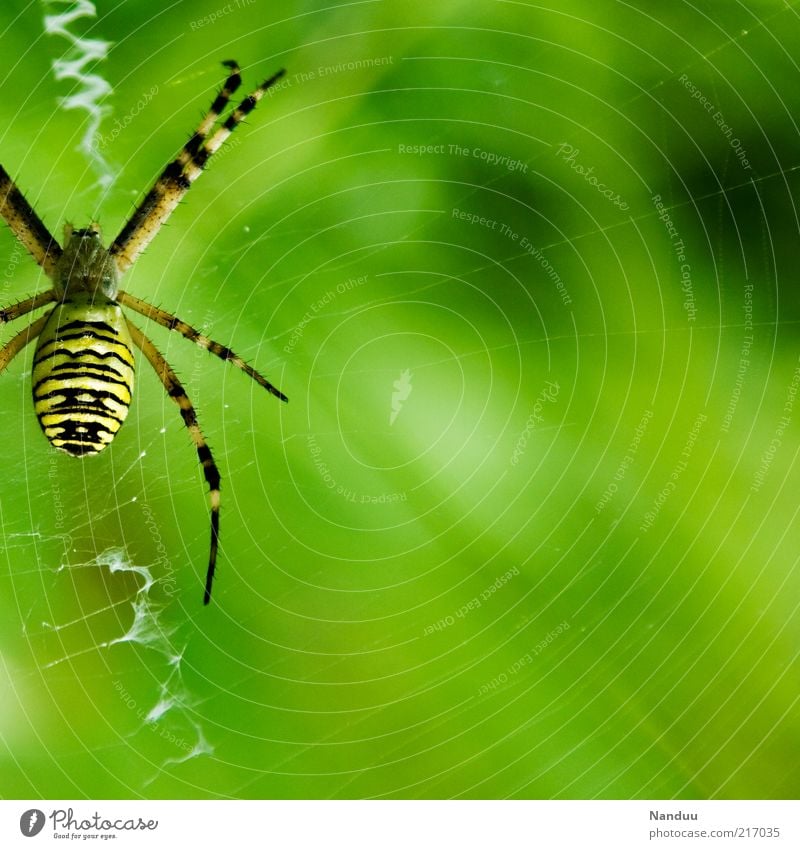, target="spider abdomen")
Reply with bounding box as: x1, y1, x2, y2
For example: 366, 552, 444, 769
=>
32, 298, 135, 457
